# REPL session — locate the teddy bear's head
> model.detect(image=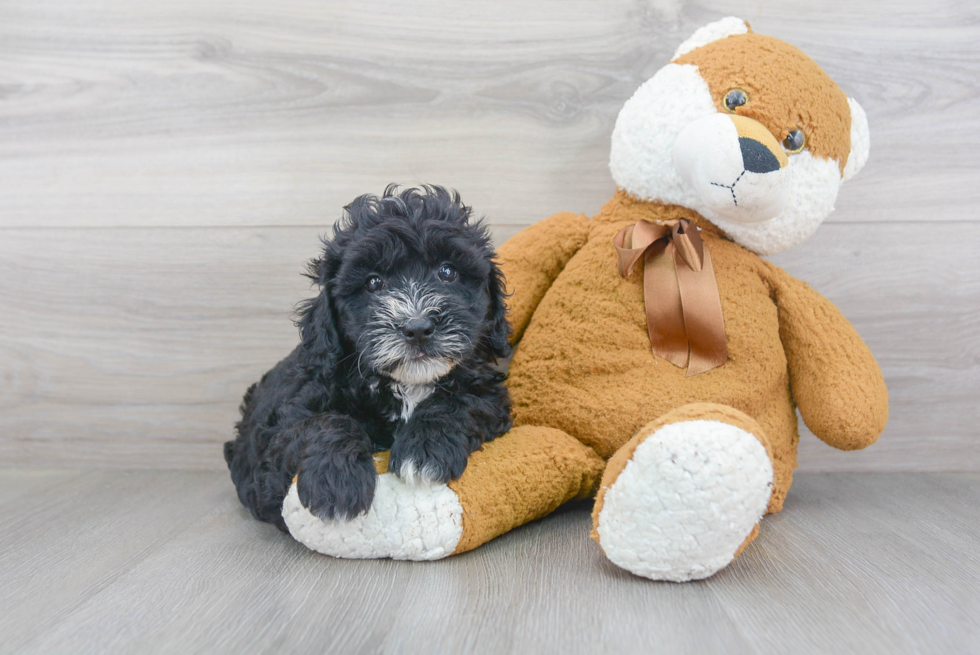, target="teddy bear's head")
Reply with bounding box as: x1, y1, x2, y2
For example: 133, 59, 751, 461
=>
609, 17, 869, 255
